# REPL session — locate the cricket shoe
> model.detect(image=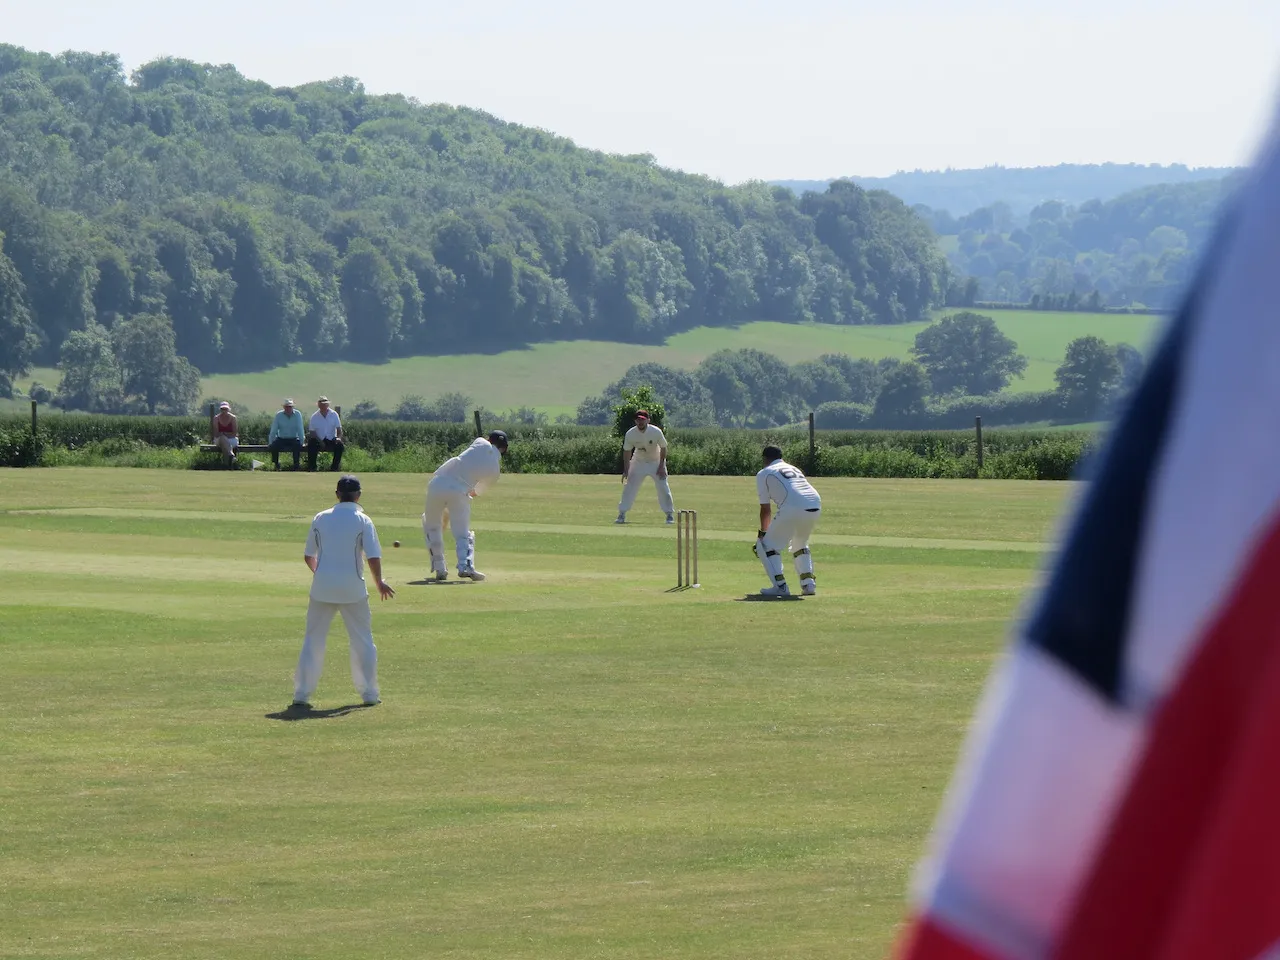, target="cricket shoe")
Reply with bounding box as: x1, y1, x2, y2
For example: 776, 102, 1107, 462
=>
665, 513, 675, 524
432, 569, 448, 581
801, 584, 817, 597
760, 584, 792, 598
614, 514, 627, 524
458, 566, 487, 581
